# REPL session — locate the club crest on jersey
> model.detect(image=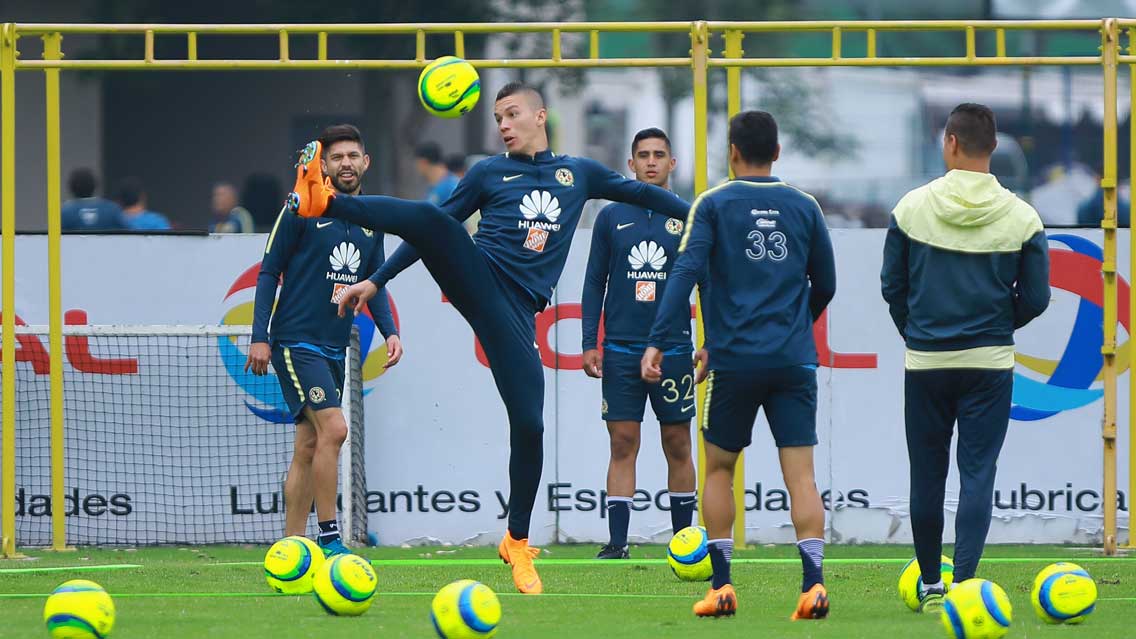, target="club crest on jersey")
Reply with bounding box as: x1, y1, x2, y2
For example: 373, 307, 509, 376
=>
309, 387, 326, 403
362, 228, 374, 237
555, 168, 574, 187
665, 218, 684, 235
